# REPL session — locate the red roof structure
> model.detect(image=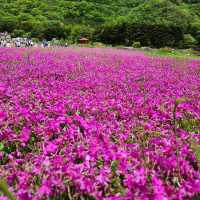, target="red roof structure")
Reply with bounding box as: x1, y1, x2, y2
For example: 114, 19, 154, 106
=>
79, 37, 89, 44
